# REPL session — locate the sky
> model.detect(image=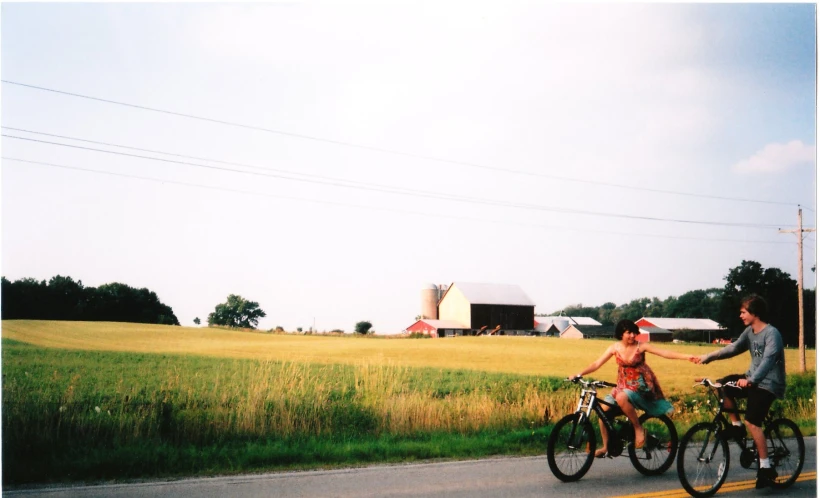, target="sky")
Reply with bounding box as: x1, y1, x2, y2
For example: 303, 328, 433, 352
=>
1, 3, 816, 334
